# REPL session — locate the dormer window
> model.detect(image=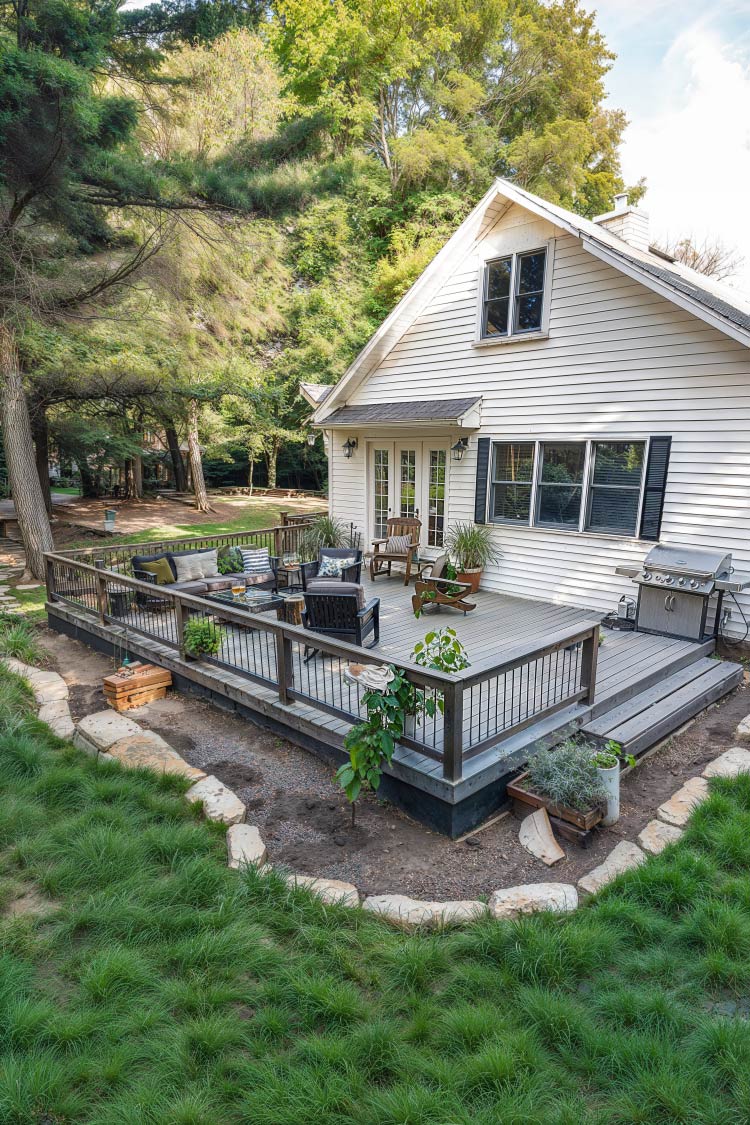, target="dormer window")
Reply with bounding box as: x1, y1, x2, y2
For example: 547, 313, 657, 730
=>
480, 246, 549, 341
